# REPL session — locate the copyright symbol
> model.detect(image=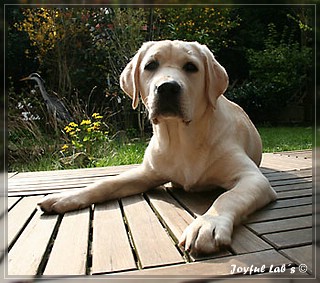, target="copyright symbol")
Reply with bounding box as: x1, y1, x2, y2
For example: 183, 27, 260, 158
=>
299, 264, 308, 273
